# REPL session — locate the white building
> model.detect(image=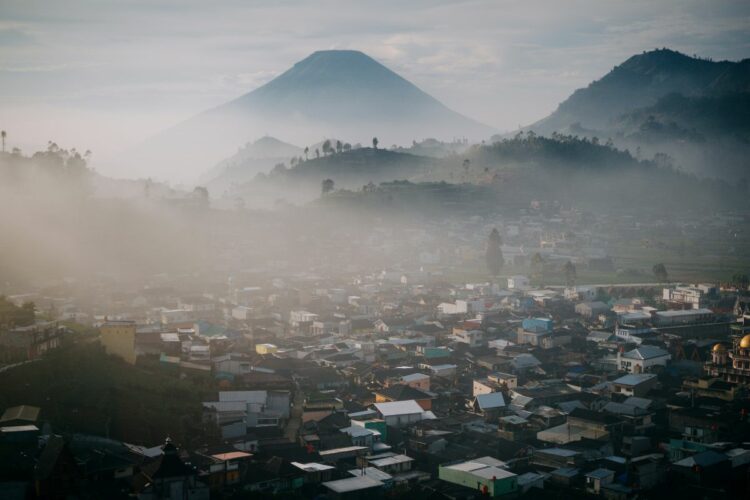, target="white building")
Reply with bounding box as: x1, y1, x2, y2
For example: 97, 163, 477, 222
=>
662, 284, 716, 309
437, 301, 468, 315
618, 346, 671, 374
507, 276, 530, 290
452, 329, 485, 348
373, 400, 435, 427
